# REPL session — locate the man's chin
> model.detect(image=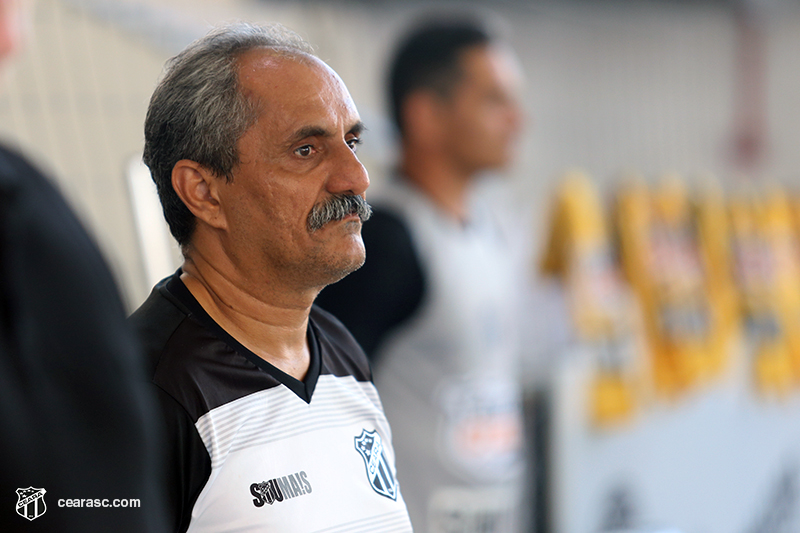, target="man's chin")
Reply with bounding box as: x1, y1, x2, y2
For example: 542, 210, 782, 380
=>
321, 254, 365, 287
